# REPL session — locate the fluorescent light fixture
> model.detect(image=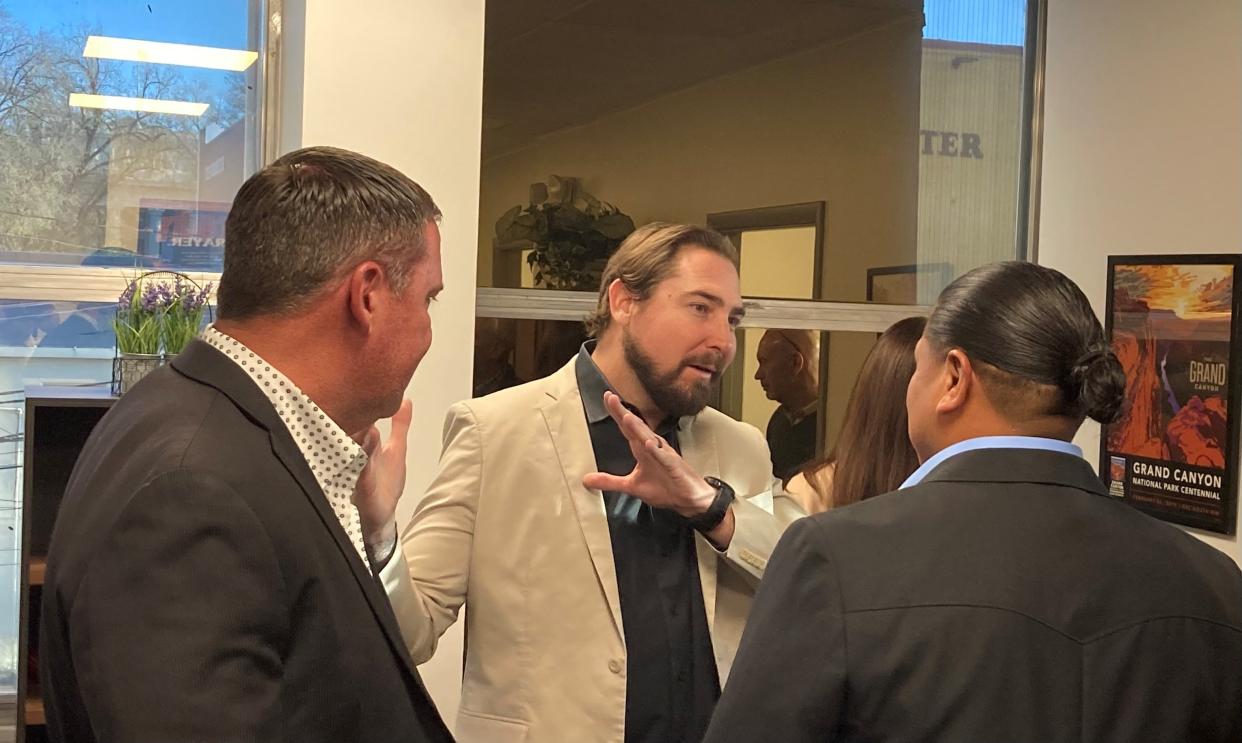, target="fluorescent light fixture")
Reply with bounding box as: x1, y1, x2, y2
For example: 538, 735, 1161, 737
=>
83, 35, 258, 72
69, 93, 209, 117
